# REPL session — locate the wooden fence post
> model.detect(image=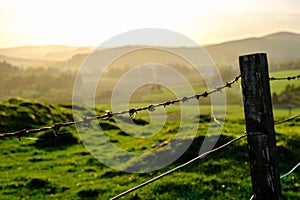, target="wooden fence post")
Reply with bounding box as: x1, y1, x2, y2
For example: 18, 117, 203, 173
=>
239, 53, 282, 199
